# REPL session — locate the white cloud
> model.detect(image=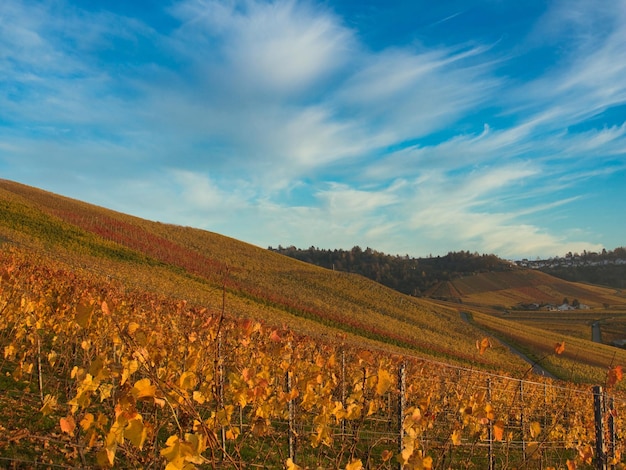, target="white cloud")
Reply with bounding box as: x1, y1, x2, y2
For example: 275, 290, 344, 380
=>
170, 0, 354, 97
1, 0, 624, 260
